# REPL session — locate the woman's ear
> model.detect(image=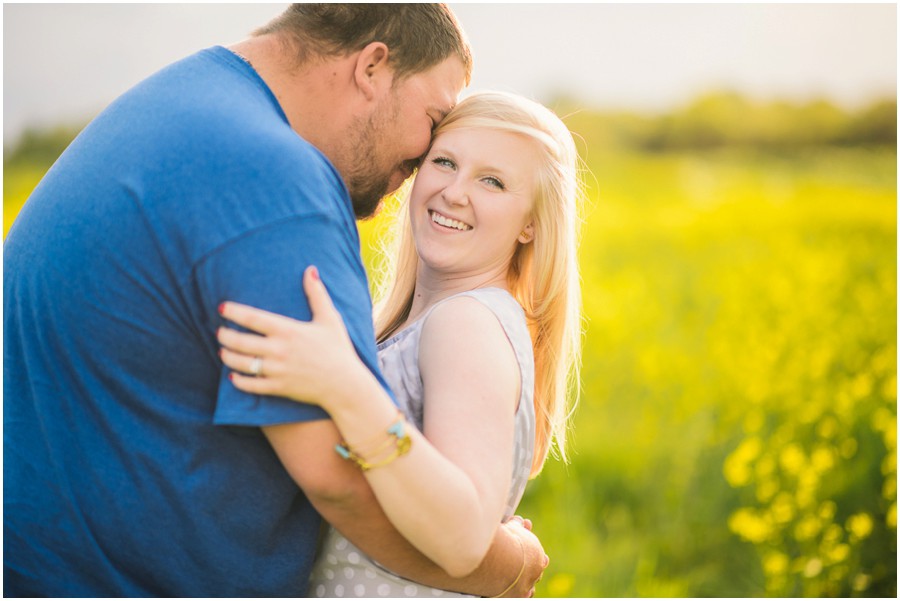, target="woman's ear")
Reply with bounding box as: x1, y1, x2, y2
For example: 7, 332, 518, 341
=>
353, 41, 391, 101
518, 222, 535, 244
